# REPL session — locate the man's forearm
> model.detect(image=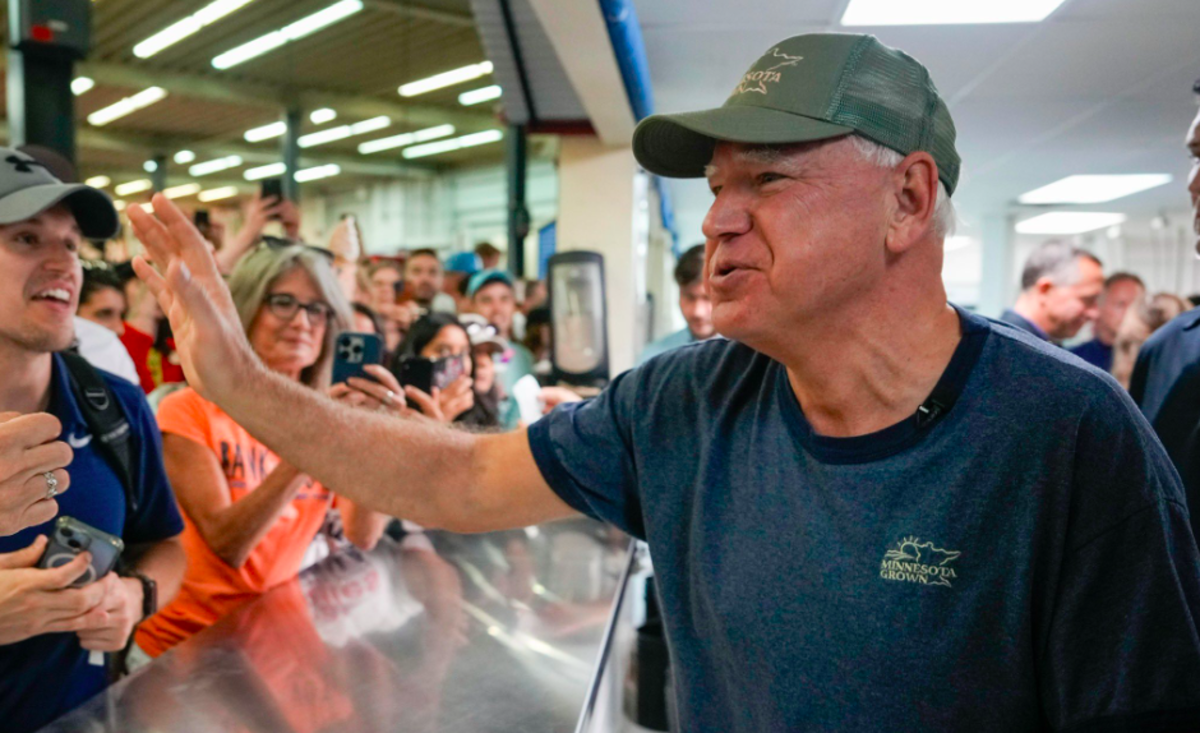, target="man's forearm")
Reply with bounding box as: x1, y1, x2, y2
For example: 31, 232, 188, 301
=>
218, 367, 479, 528
127, 537, 186, 611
